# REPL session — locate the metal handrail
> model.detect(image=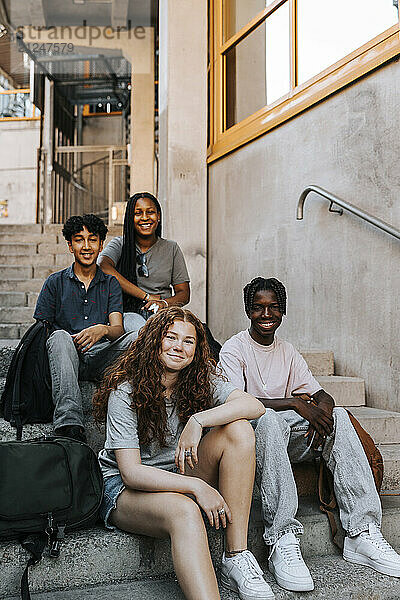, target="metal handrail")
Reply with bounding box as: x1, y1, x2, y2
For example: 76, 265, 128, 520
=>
297, 185, 400, 241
